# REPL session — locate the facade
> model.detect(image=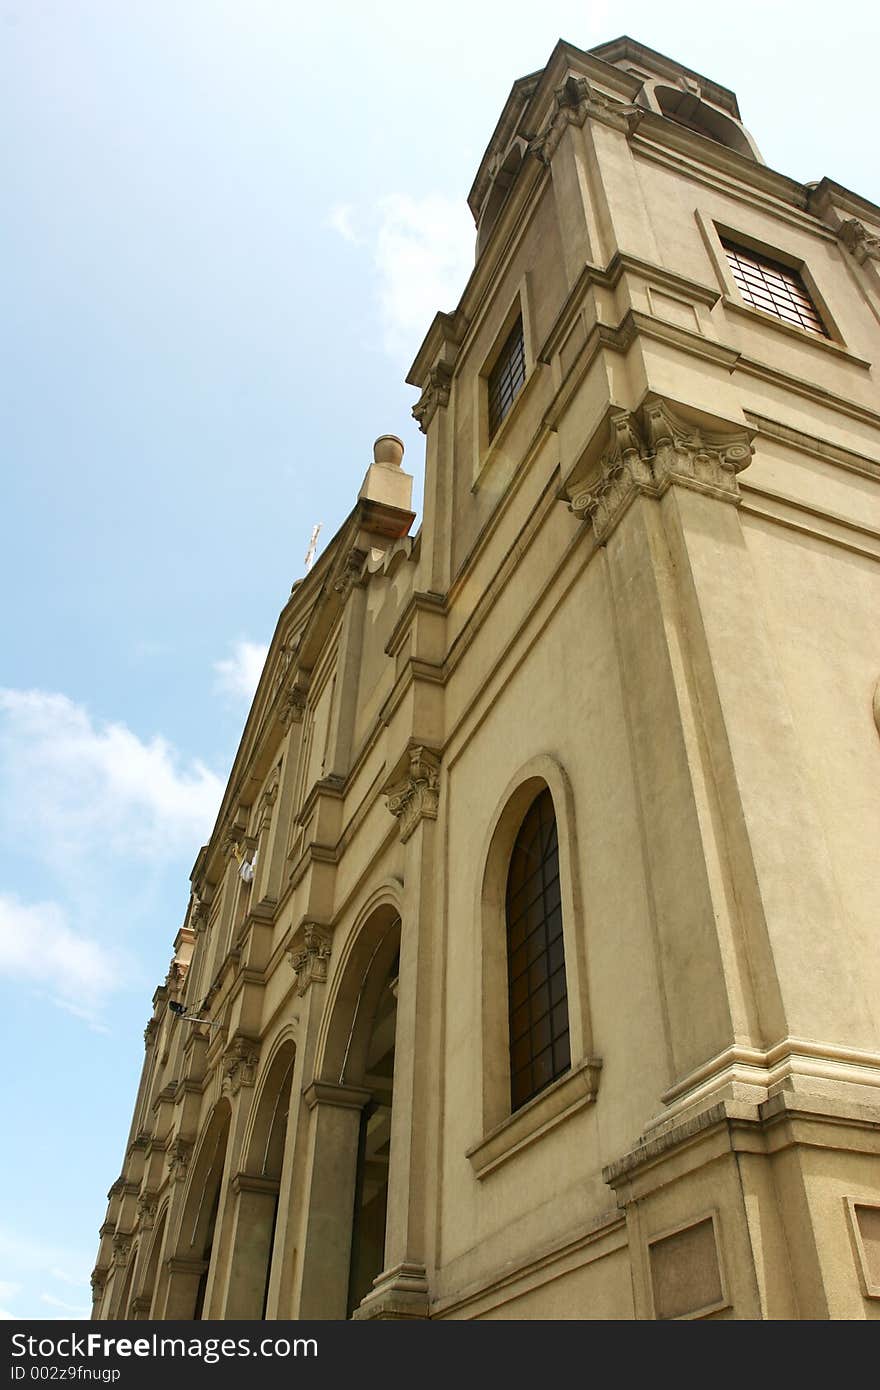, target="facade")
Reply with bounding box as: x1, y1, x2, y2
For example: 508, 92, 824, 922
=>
93, 35, 880, 1321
